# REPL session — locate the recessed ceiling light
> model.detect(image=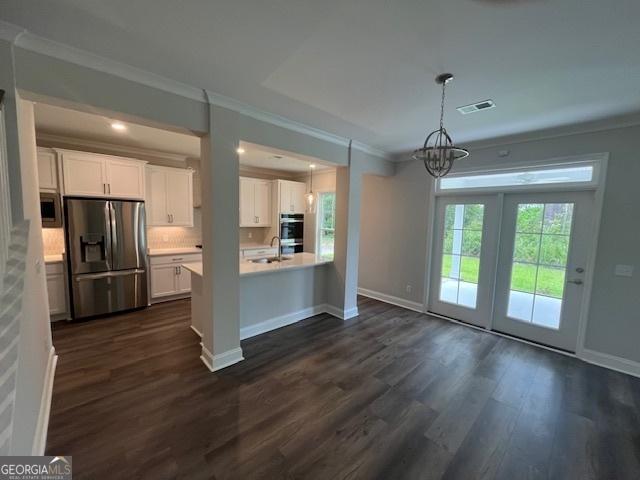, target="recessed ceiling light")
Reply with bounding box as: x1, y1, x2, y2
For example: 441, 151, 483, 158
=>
309, 164, 316, 169
111, 122, 127, 131
236, 147, 245, 154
